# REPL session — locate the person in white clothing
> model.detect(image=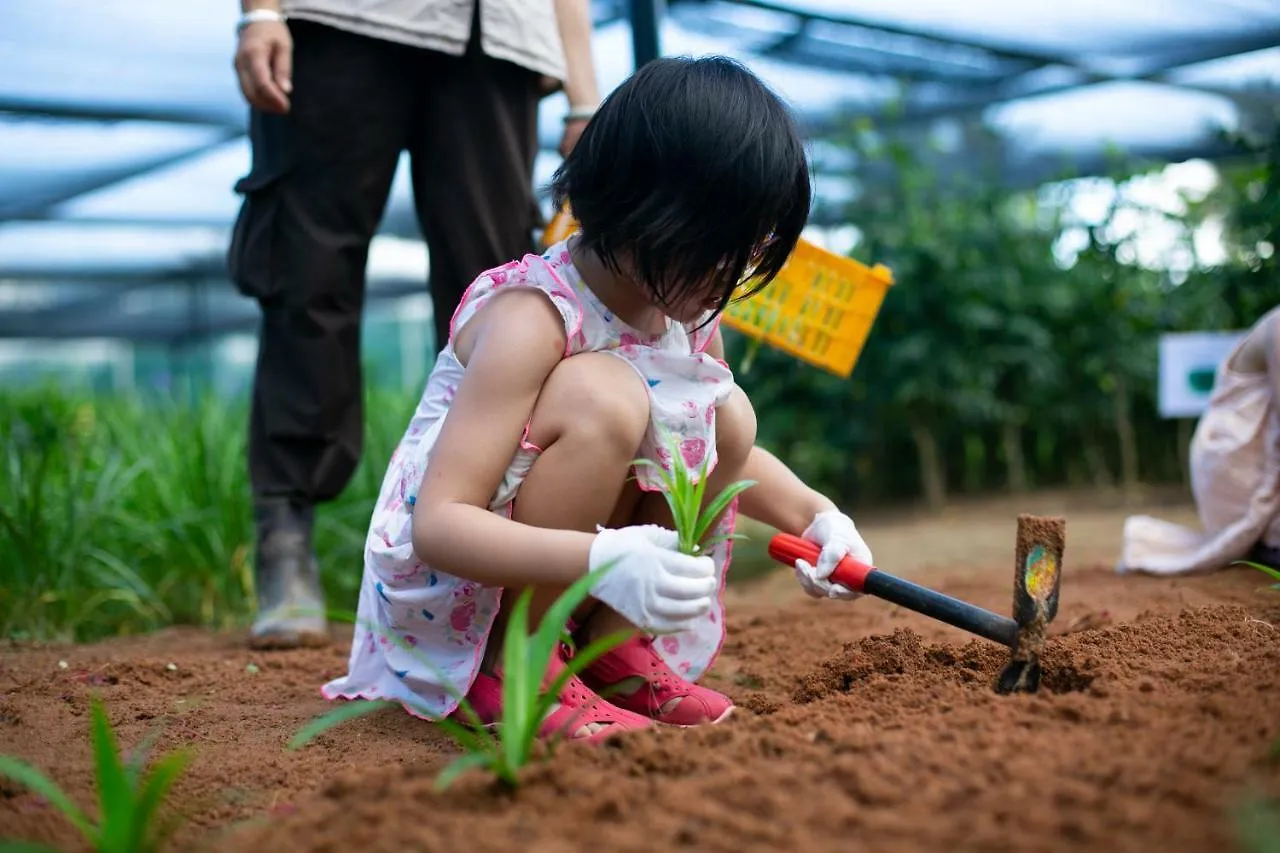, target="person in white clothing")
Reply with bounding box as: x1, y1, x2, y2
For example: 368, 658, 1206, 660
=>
1119, 305, 1280, 575
227, 0, 601, 649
